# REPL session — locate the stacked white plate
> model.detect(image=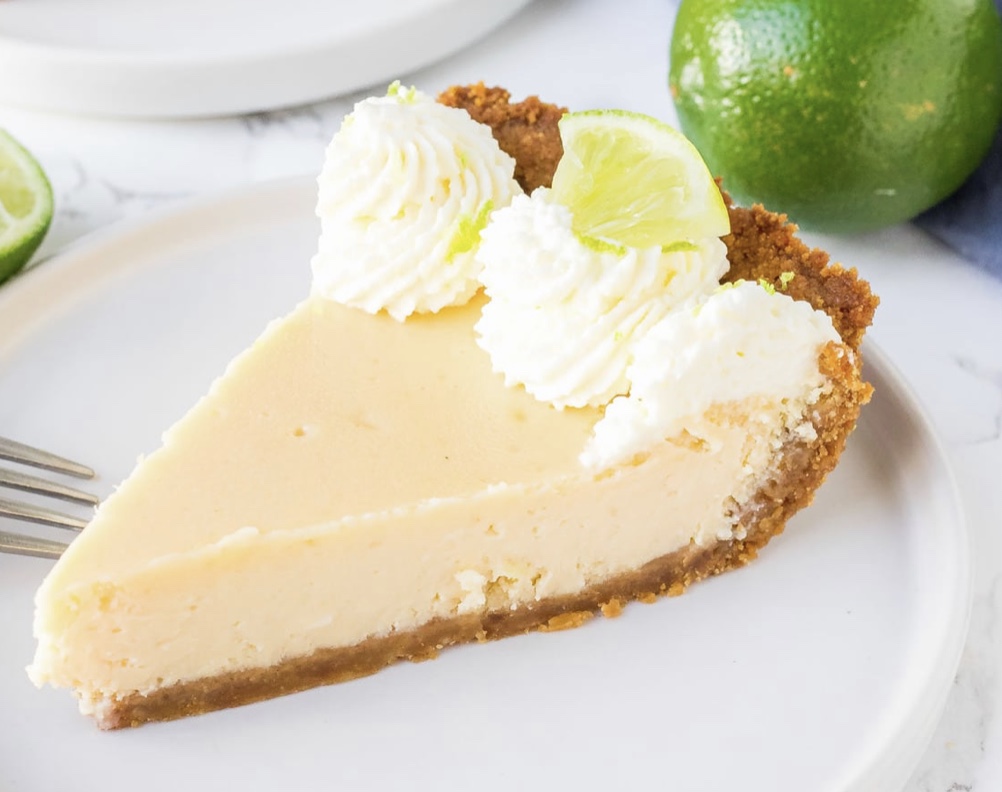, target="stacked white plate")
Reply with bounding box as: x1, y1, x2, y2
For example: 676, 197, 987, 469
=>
0, 0, 532, 117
